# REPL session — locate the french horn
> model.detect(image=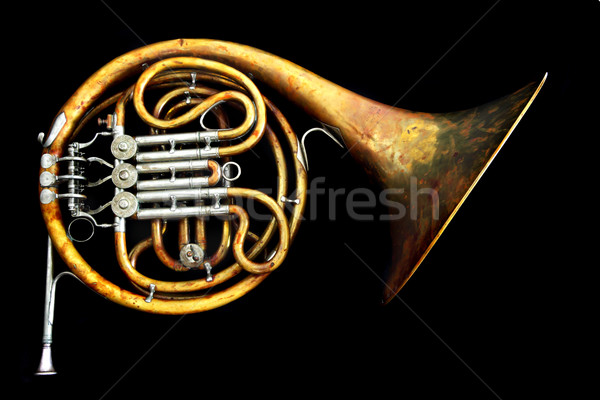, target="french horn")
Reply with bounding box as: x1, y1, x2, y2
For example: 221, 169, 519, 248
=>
35, 38, 546, 374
